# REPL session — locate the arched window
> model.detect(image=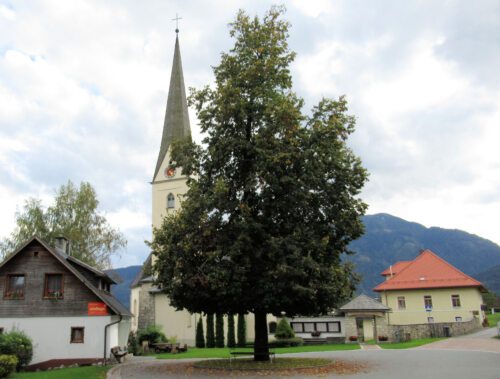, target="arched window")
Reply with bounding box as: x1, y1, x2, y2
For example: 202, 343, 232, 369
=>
167, 193, 175, 209
268, 321, 277, 334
